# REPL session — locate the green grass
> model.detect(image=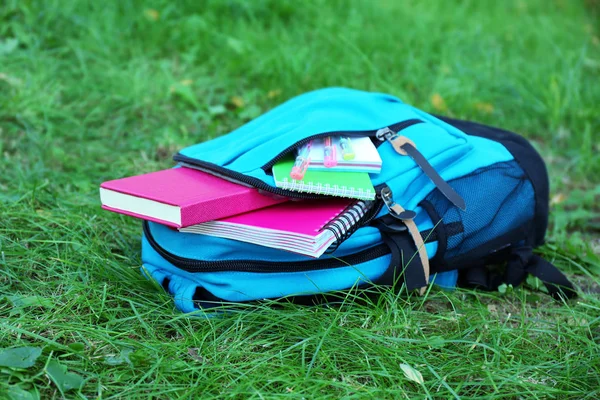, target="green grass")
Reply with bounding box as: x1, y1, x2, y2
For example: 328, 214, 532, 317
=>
1, 0, 599, 398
